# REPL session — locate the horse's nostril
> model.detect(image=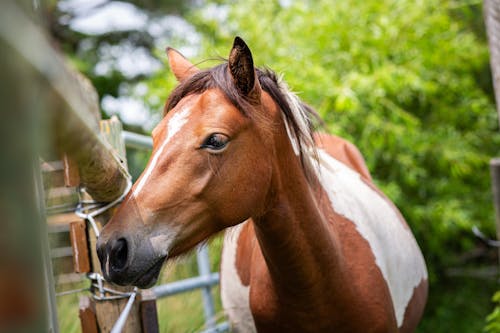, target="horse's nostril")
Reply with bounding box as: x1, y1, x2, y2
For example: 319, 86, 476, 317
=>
110, 238, 128, 271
